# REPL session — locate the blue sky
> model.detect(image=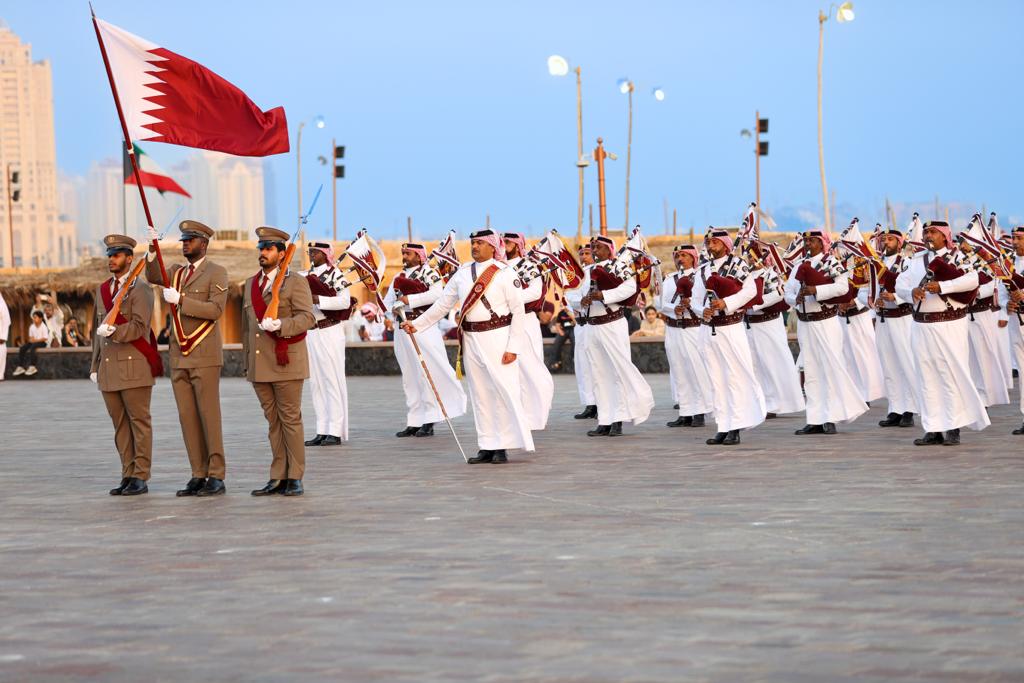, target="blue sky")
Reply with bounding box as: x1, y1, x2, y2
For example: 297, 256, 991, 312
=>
6, 0, 1024, 240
